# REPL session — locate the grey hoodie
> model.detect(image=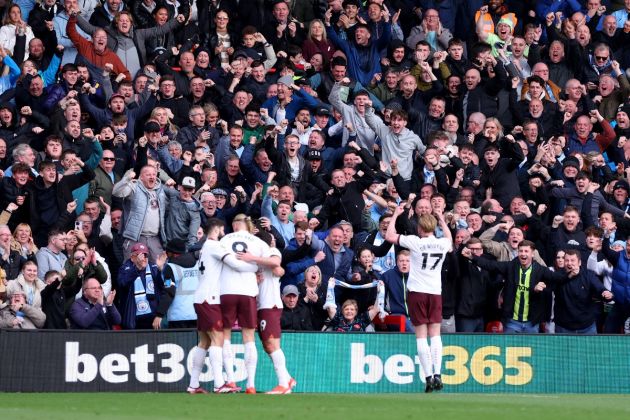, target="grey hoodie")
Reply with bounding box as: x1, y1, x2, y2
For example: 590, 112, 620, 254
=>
364, 107, 426, 181
35, 247, 68, 280
164, 188, 202, 249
